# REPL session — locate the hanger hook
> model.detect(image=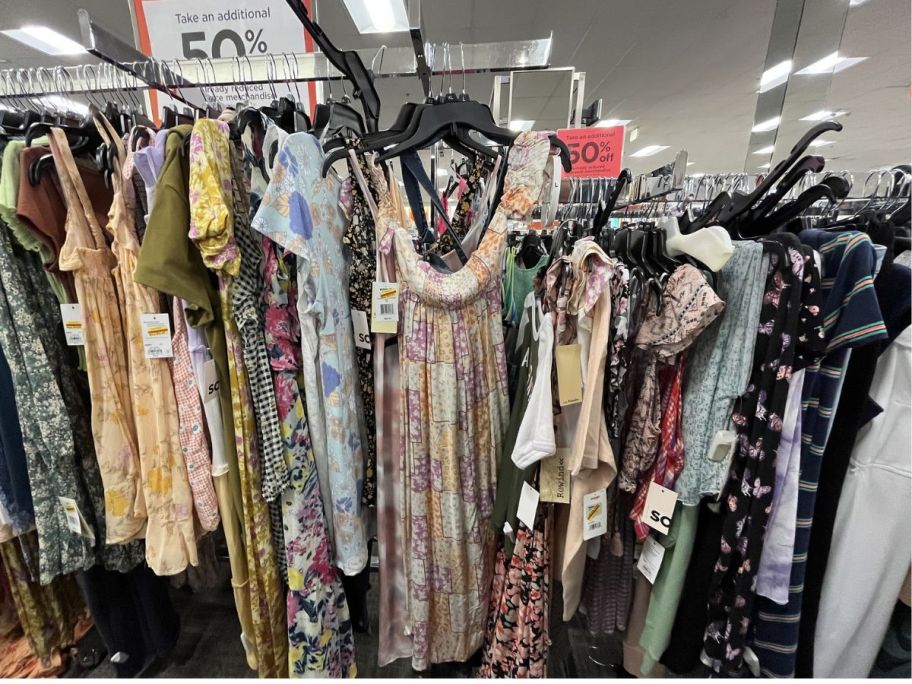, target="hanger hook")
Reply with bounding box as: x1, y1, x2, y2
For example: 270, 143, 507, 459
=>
459, 42, 467, 95
371, 44, 387, 76
266, 53, 278, 101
